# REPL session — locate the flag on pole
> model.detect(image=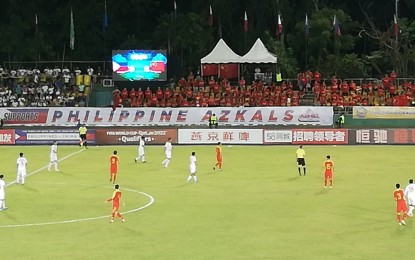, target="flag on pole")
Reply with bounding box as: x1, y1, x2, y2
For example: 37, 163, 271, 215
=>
333, 15, 341, 36
70, 8, 75, 50
208, 5, 213, 27
244, 11, 248, 32
393, 14, 399, 37
305, 14, 309, 36
103, 1, 108, 34
174, 0, 177, 18
277, 14, 283, 35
